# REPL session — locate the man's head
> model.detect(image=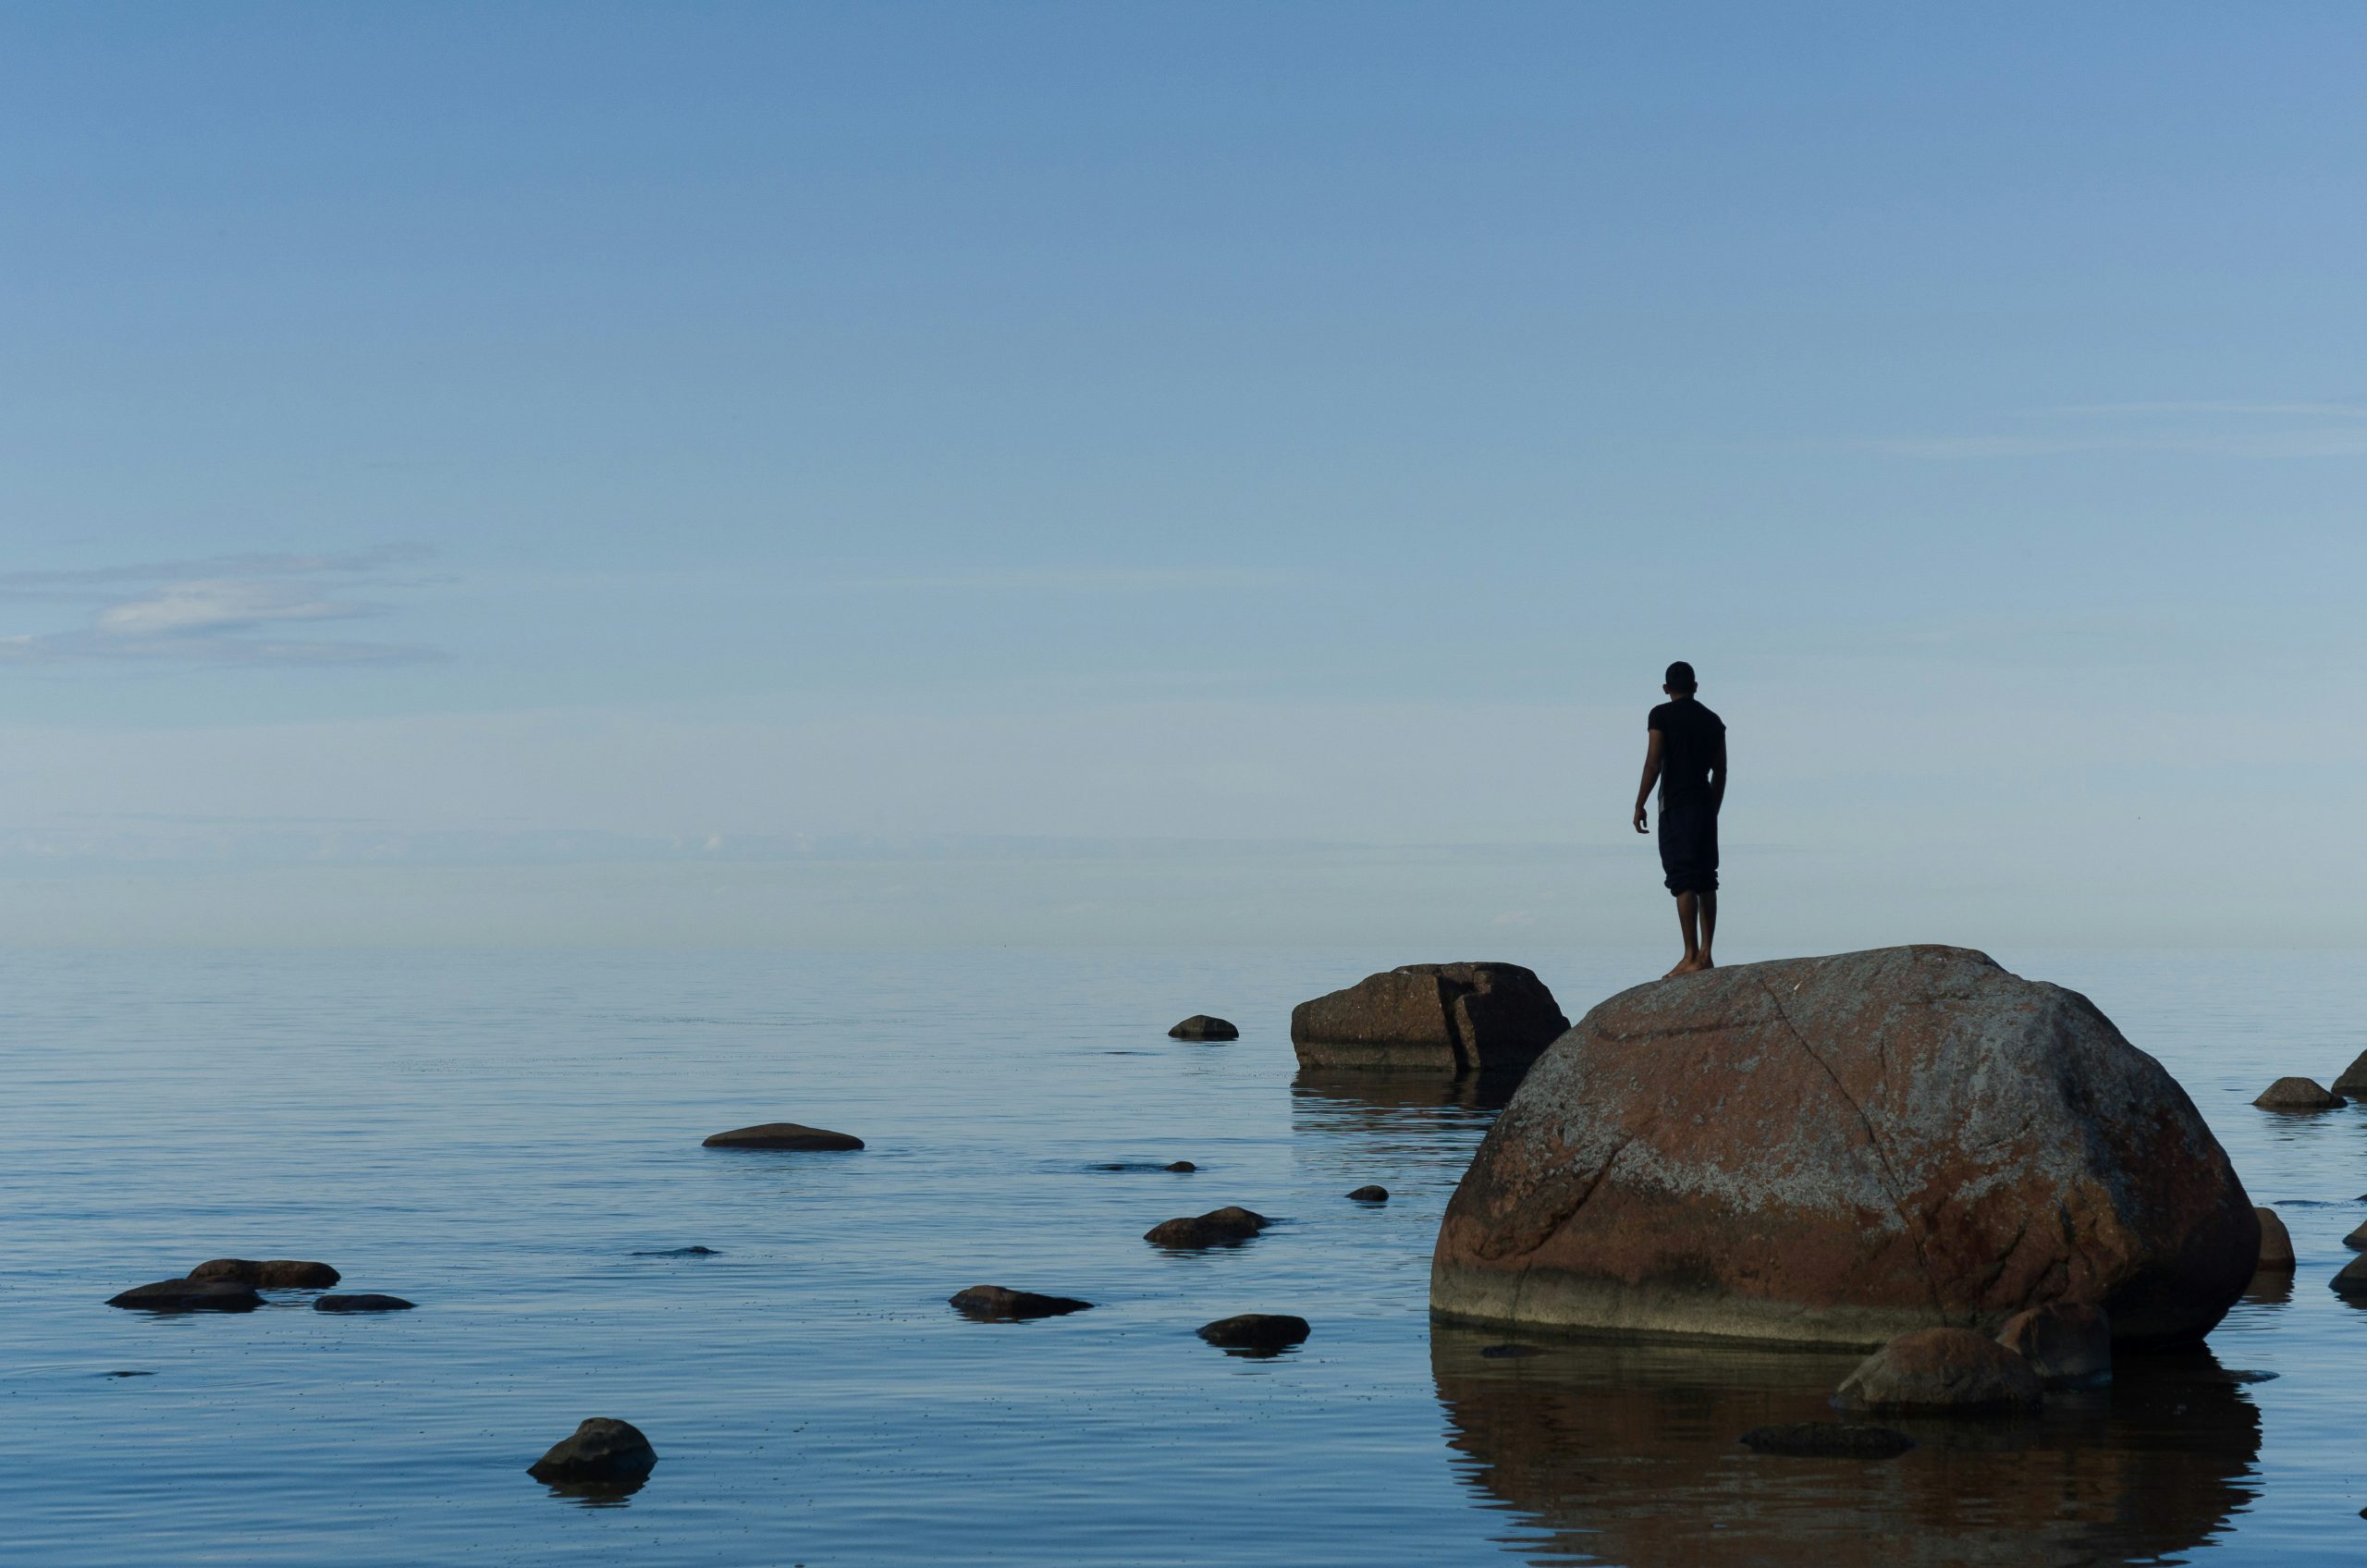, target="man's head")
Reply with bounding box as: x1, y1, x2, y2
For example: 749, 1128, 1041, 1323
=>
1663, 660, 1698, 696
